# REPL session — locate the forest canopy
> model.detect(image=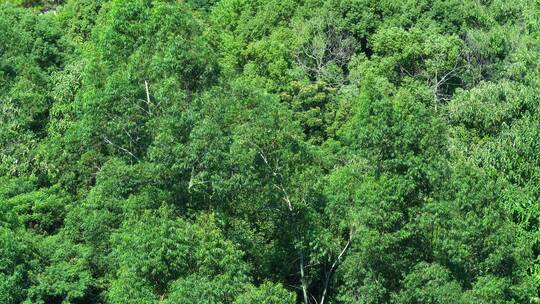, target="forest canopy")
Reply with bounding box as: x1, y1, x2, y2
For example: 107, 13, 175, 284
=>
0, 0, 539, 303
